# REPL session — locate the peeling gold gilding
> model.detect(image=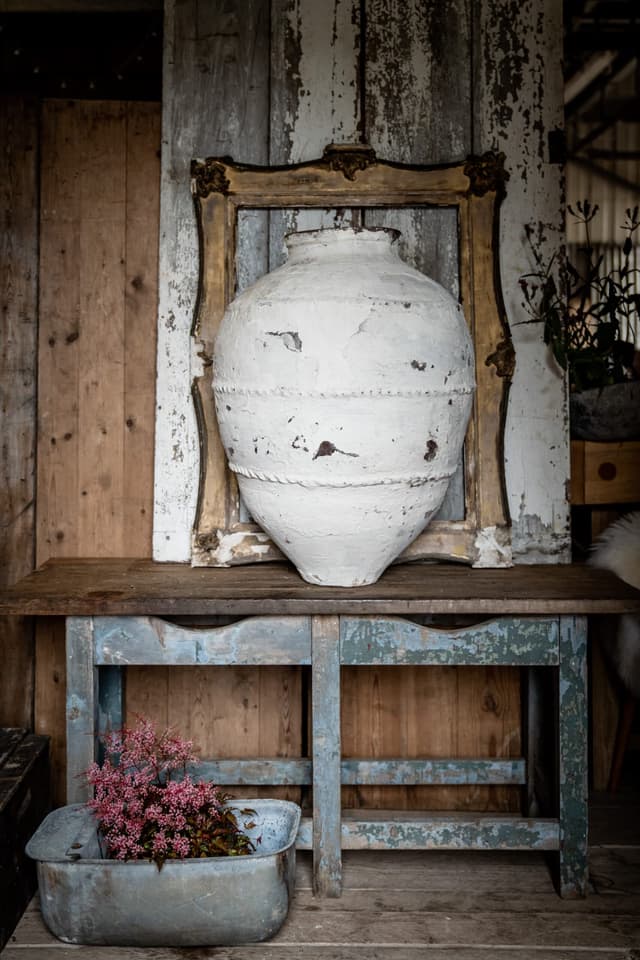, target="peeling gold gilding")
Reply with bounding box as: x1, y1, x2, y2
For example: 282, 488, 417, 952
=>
322, 143, 377, 181
191, 158, 231, 197
485, 338, 516, 380
463, 151, 509, 197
